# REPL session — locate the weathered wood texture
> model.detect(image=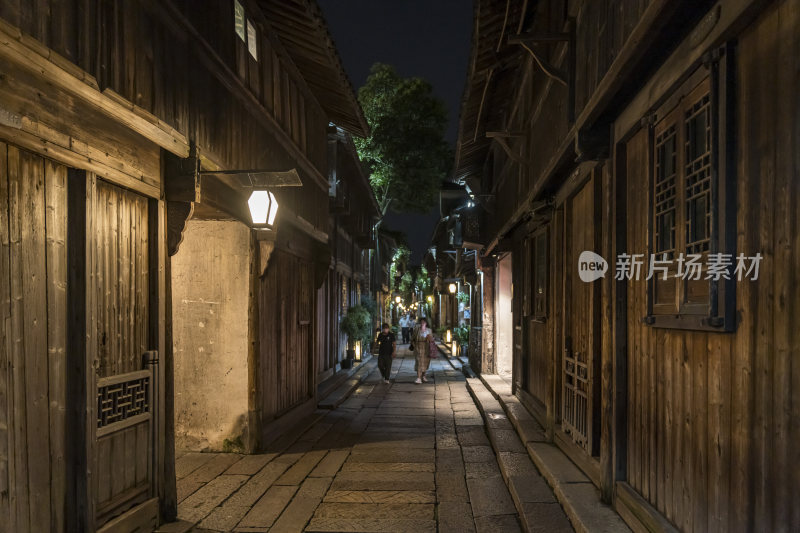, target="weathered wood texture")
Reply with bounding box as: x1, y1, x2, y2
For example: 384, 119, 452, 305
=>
1, 144, 67, 533
482, 0, 652, 243
259, 250, 315, 424
0, 0, 330, 231
95, 417, 152, 524
91, 179, 154, 527
621, 3, 800, 531
93, 180, 150, 378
